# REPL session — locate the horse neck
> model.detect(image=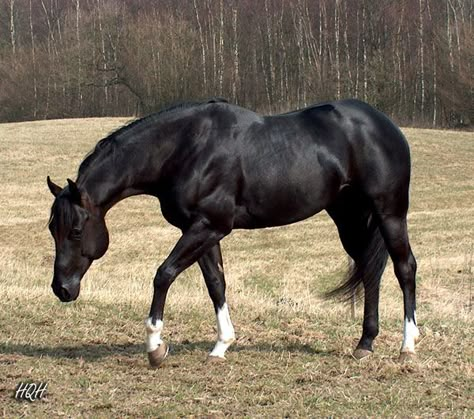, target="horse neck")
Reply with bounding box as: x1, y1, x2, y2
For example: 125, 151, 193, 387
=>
77, 128, 172, 215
